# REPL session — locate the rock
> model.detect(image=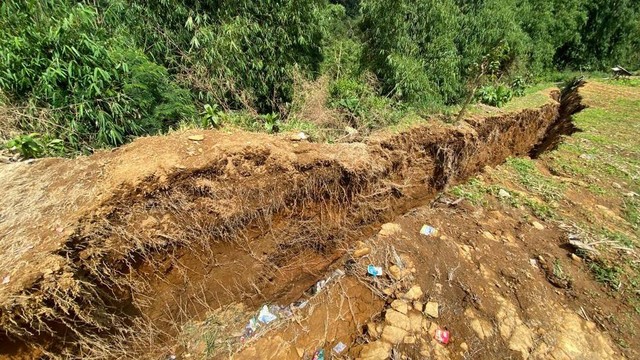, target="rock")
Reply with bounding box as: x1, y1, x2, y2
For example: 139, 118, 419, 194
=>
296, 347, 305, 358
482, 231, 497, 241
290, 132, 308, 141
354, 247, 371, 258
465, 308, 494, 340
379, 223, 402, 236
381, 325, 408, 344
460, 342, 469, 352
532, 221, 545, 230
427, 322, 439, 336
188, 135, 204, 141
571, 253, 581, 262
359, 341, 392, 360
404, 335, 417, 344
383, 287, 394, 296
612, 182, 622, 189
498, 189, 512, 198
391, 300, 409, 315
424, 302, 439, 318
413, 301, 423, 312
345, 126, 358, 135
407, 311, 423, 332
625, 191, 638, 197
385, 309, 411, 330
389, 265, 403, 280
402, 285, 423, 301
367, 322, 380, 338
